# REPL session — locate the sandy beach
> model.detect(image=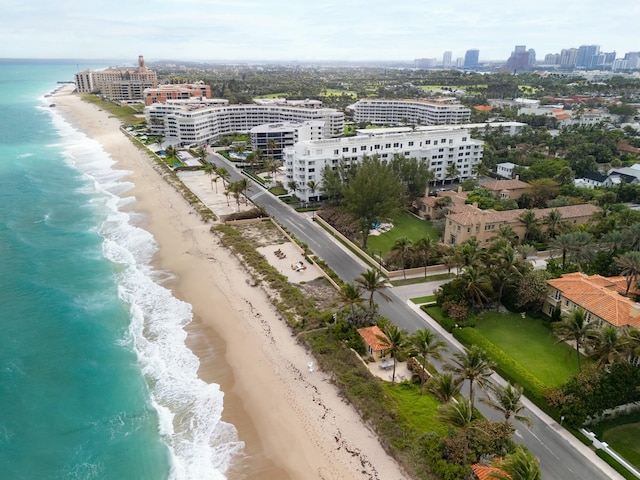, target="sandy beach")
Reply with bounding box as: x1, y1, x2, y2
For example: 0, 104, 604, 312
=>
53, 88, 407, 480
